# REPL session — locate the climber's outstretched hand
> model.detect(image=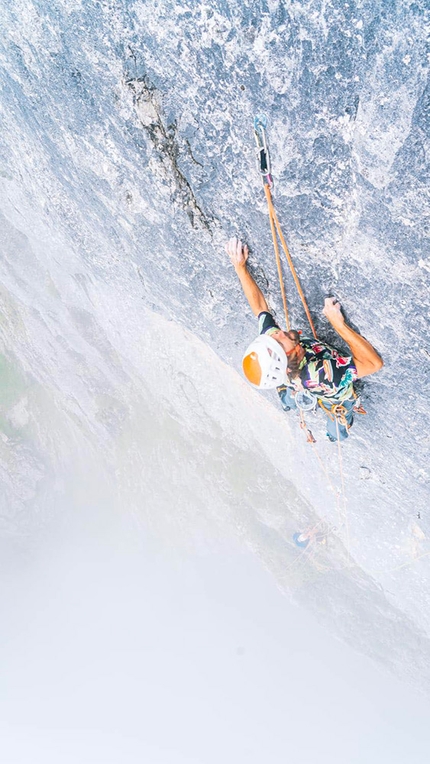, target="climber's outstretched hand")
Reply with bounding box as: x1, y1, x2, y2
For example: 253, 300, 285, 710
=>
226, 237, 249, 269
